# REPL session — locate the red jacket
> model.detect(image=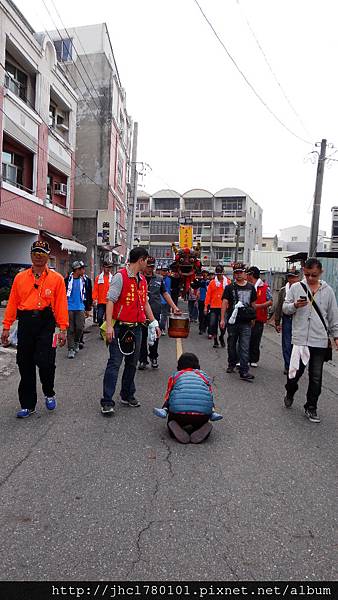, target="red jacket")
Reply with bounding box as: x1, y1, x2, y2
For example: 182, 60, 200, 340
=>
255, 282, 270, 323
112, 267, 148, 323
